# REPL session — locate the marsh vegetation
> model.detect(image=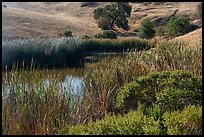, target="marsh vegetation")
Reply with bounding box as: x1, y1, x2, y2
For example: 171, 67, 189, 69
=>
2, 2, 202, 135
2, 38, 202, 135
